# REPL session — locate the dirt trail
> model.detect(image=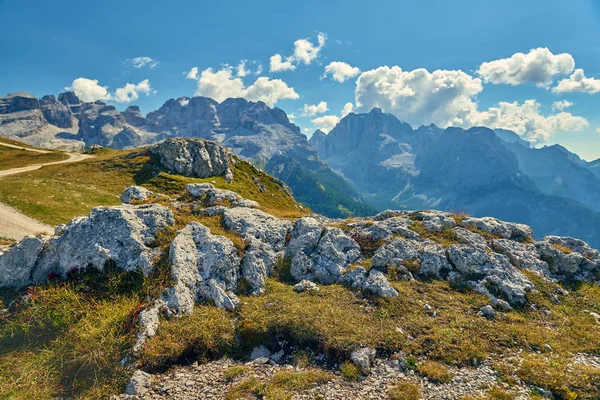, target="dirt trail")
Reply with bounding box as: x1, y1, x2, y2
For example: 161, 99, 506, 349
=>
0, 142, 94, 240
